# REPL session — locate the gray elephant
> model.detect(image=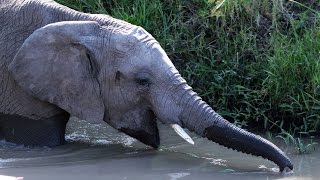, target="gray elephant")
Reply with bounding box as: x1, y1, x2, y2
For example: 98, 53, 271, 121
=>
0, 0, 293, 172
